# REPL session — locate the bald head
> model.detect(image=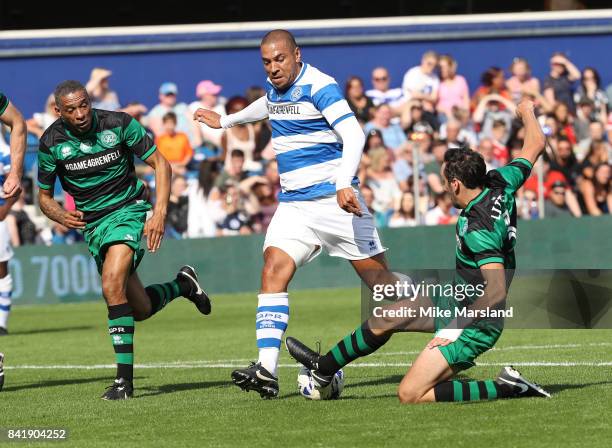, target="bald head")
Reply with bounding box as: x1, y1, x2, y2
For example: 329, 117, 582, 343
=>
260, 29, 302, 91
261, 29, 297, 51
